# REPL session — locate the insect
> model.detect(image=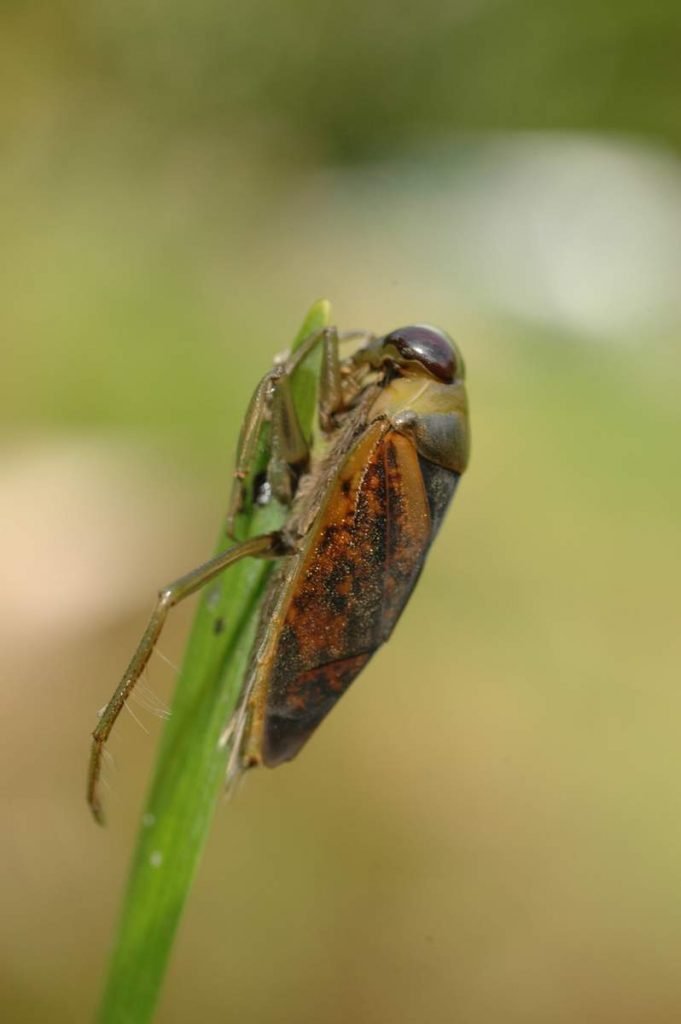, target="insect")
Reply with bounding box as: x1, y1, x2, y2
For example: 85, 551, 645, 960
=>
88, 319, 470, 822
